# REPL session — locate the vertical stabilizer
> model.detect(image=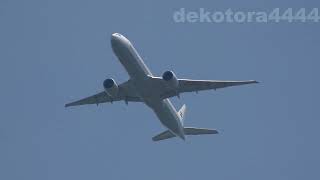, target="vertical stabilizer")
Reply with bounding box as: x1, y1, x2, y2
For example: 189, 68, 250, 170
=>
178, 104, 187, 124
